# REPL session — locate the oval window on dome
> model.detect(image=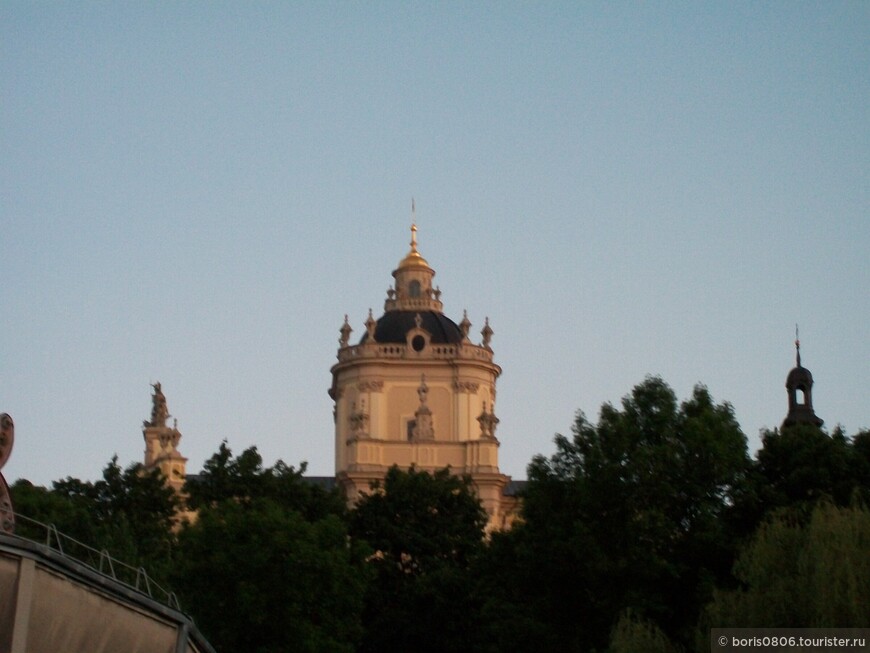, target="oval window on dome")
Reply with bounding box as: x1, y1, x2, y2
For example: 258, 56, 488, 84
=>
409, 280, 421, 298
411, 335, 426, 352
